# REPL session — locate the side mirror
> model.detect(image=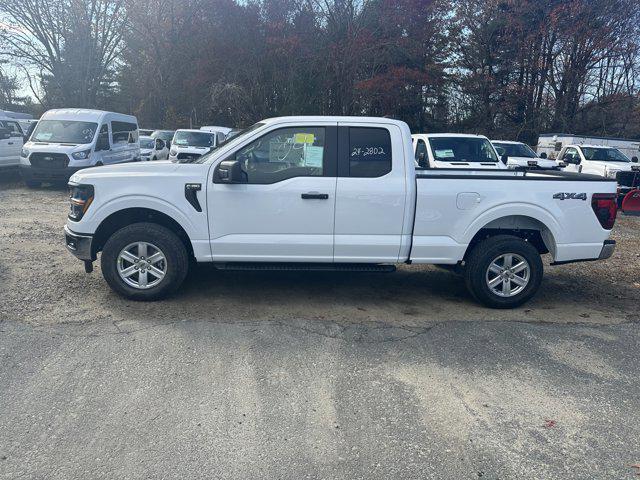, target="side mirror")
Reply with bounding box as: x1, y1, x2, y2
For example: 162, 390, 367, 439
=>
0, 128, 10, 140
417, 152, 428, 168
539, 152, 547, 159
558, 161, 567, 168
501, 153, 508, 164
632, 156, 638, 163
213, 159, 245, 183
